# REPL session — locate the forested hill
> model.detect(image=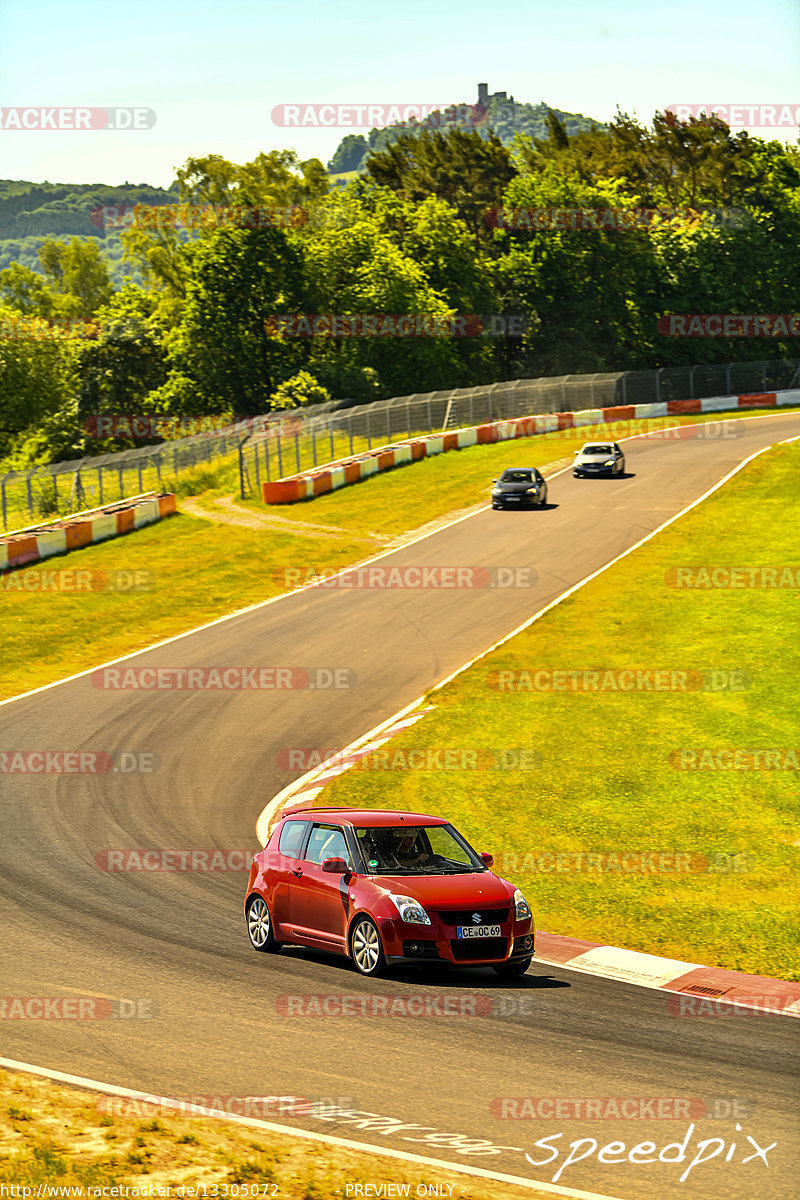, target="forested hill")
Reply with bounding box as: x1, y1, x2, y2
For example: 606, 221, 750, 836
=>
0, 179, 180, 282
327, 95, 606, 173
